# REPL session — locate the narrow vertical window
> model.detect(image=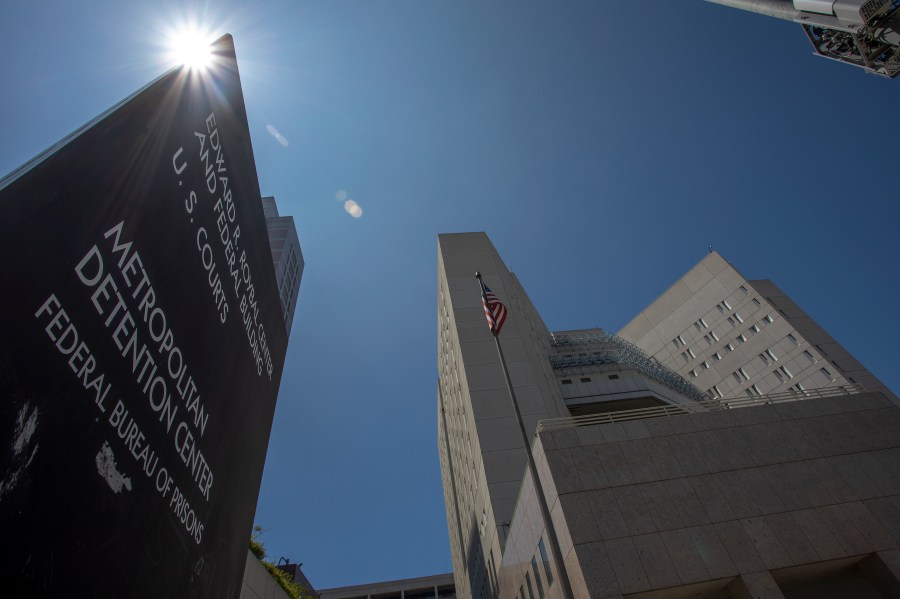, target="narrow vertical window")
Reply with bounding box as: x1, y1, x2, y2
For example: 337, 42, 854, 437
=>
538, 538, 554, 587
532, 557, 545, 599
525, 571, 536, 599
787, 334, 799, 346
